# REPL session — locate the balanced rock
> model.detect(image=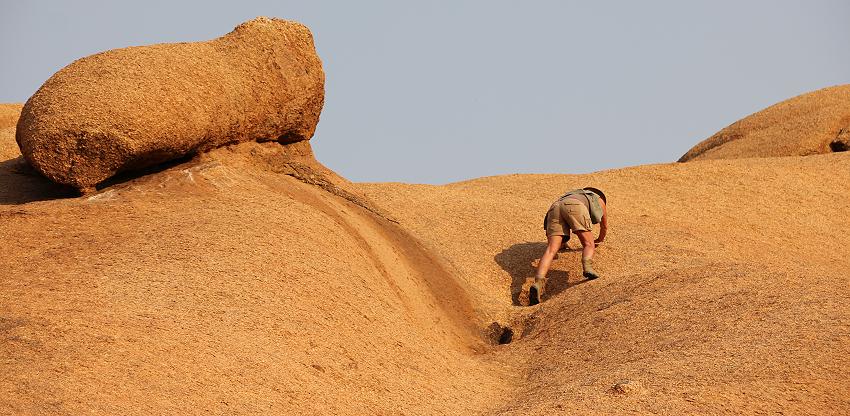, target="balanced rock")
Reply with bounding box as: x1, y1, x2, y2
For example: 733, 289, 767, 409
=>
16, 17, 324, 192
679, 85, 850, 162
